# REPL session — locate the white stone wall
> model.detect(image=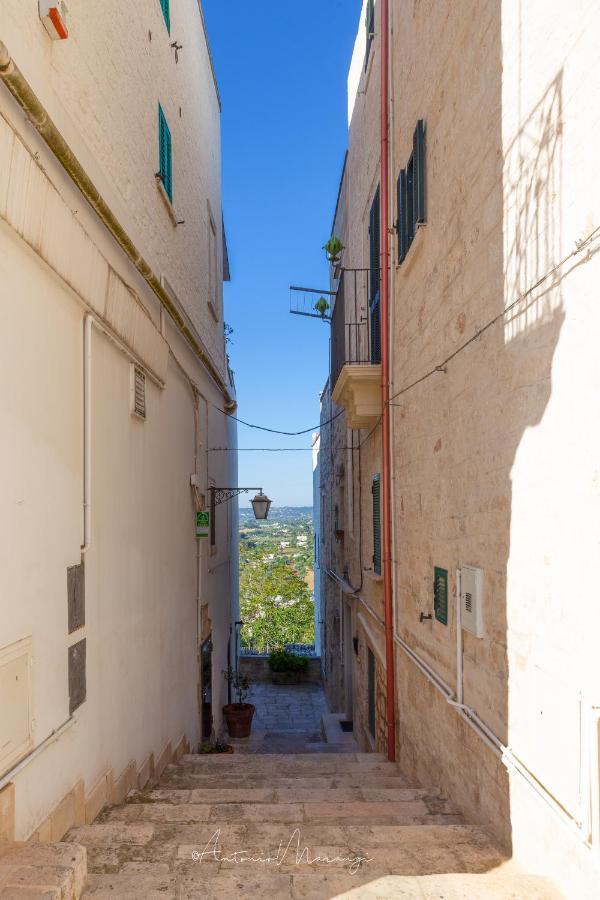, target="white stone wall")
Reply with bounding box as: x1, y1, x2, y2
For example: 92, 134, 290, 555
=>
0, 0, 237, 841
324, 0, 600, 895
0, 0, 226, 372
